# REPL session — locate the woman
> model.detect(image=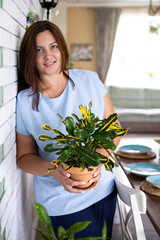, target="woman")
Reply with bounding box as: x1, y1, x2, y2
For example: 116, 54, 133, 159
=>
16, 20, 120, 239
